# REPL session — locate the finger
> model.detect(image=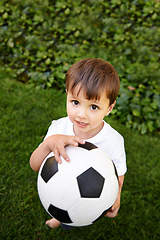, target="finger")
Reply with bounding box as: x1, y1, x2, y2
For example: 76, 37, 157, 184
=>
74, 137, 85, 145
58, 147, 70, 162
53, 148, 62, 164
105, 211, 118, 218
67, 137, 85, 147
111, 205, 115, 211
